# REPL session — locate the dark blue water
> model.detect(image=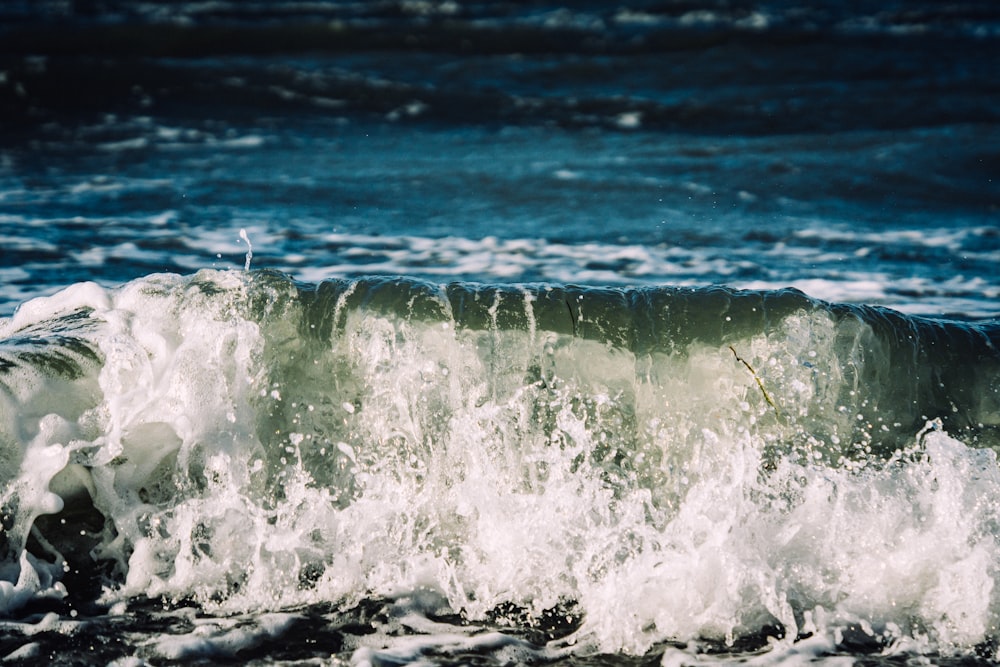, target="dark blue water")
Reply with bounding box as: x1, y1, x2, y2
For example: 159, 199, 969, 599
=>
2, 0, 999, 319
1, 2, 1000, 665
